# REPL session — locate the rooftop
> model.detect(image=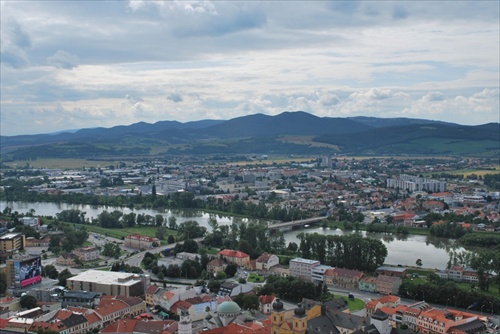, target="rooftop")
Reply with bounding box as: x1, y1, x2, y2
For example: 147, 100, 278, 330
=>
67, 270, 145, 286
